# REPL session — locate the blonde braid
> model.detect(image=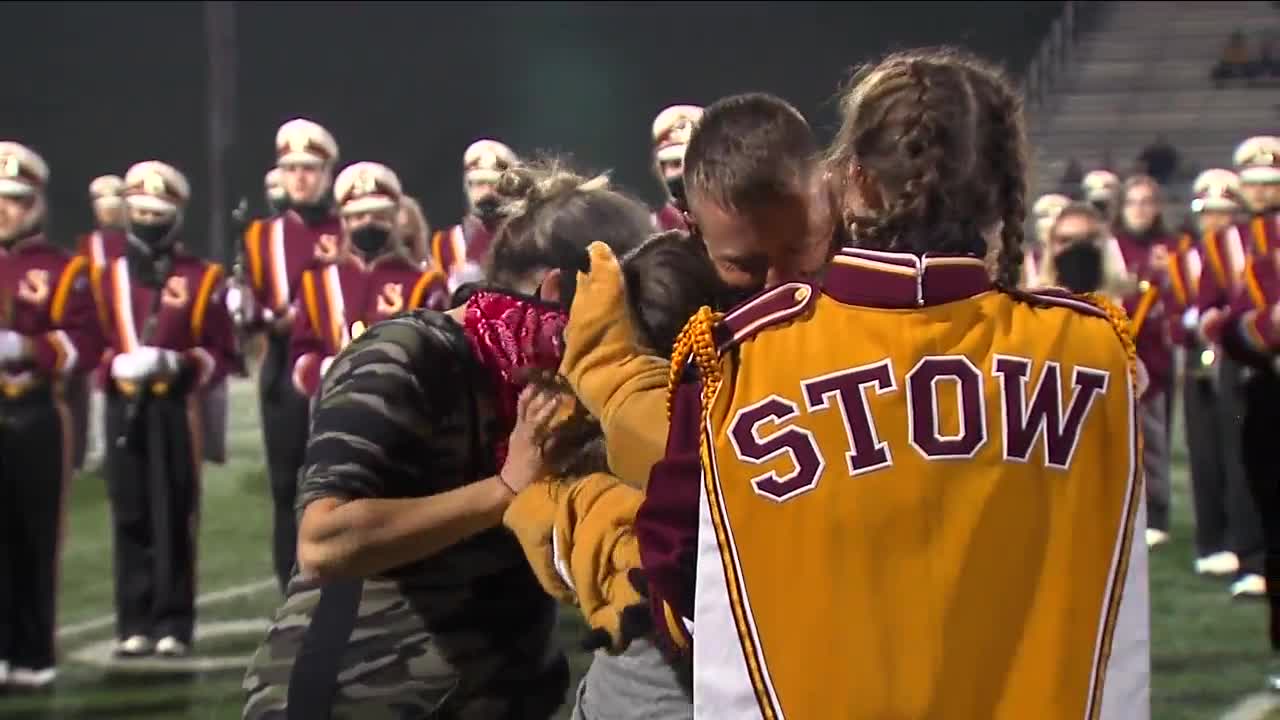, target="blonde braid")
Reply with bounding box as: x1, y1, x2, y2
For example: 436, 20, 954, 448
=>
667, 306, 725, 422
